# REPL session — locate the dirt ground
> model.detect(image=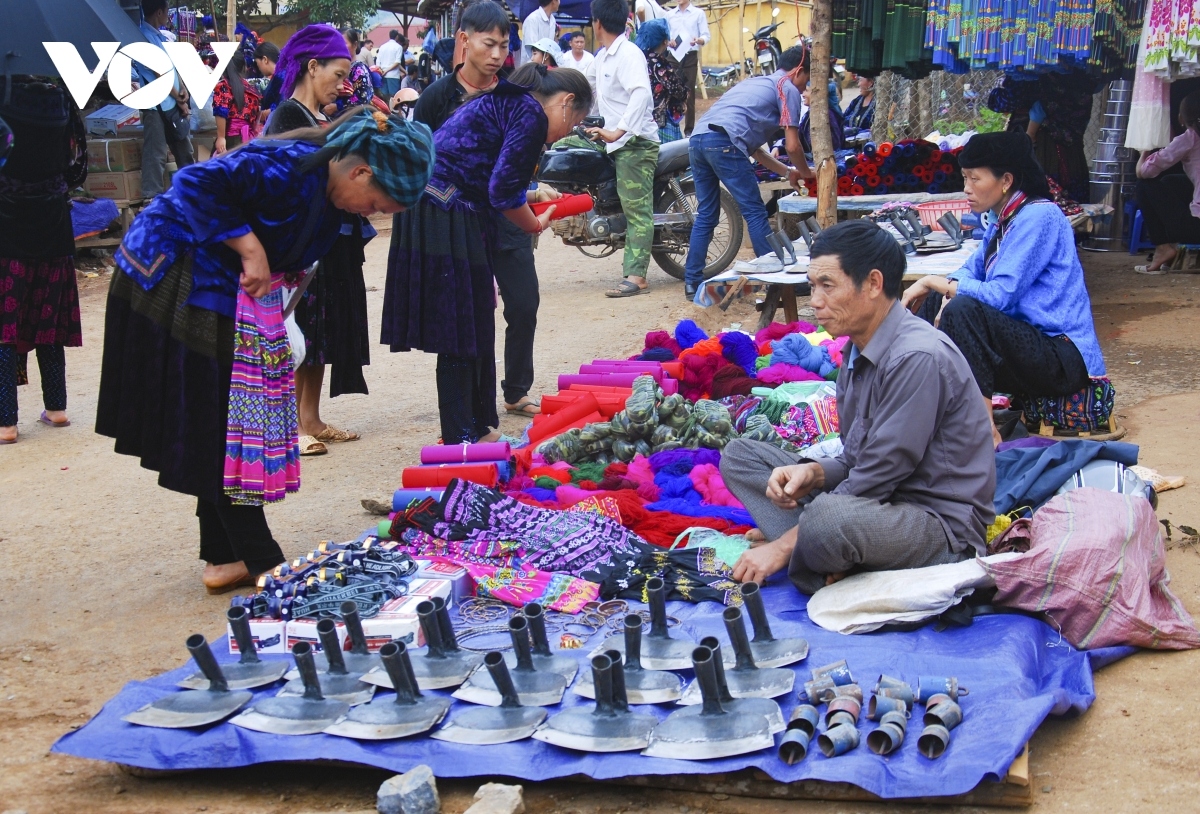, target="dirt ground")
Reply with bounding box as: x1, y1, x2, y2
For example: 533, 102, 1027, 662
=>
3, 227, 1200, 814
